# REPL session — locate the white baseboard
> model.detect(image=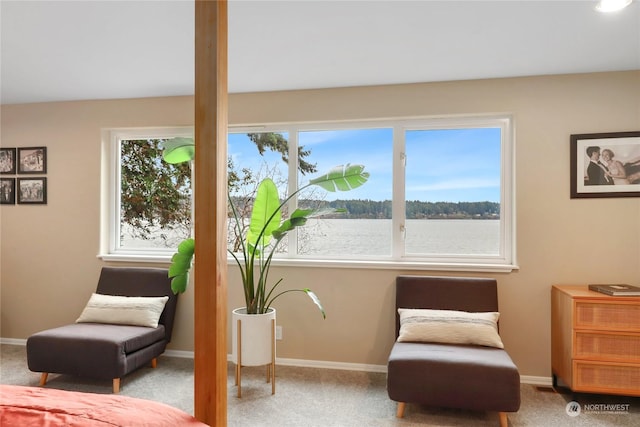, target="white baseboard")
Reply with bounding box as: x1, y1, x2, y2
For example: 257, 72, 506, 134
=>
168, 349, 386, 372
520, 375, 553, 386
0, 338, 26, 346
273, 357, 388, 373
2, 337, 551, 385
163, 349, 194, 359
